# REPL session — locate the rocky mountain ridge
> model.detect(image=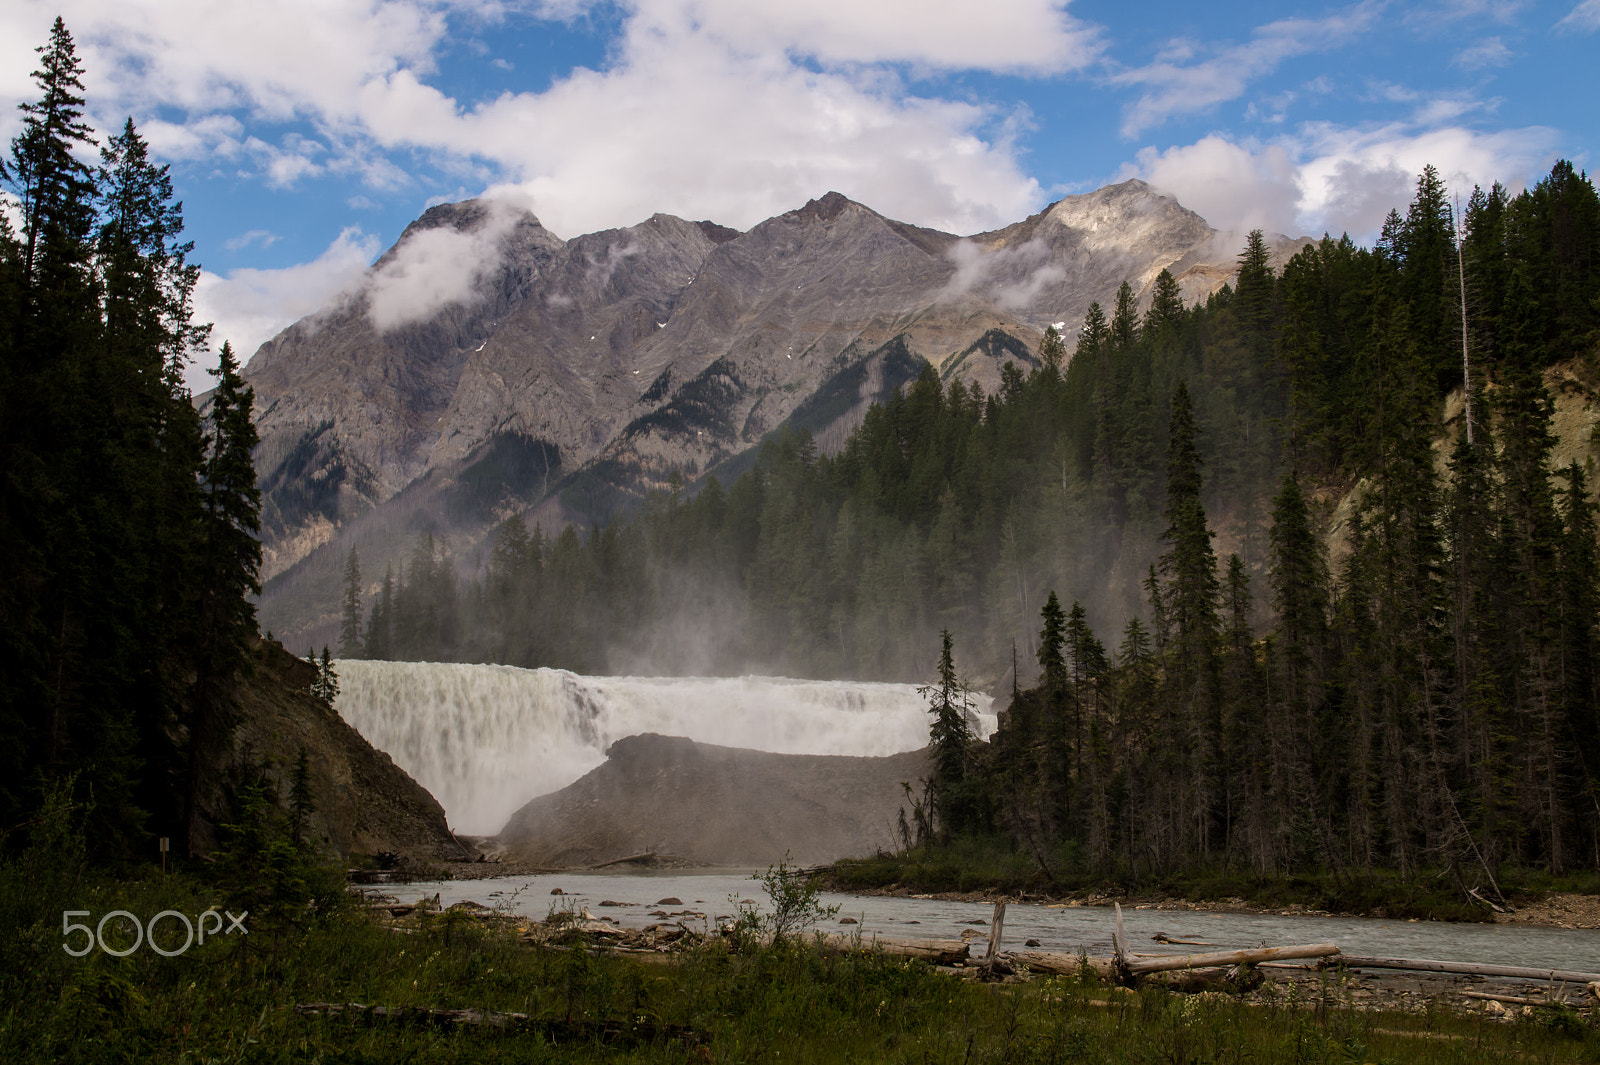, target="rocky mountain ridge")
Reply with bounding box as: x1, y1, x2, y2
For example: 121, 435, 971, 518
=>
244, 181, 1307, 647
